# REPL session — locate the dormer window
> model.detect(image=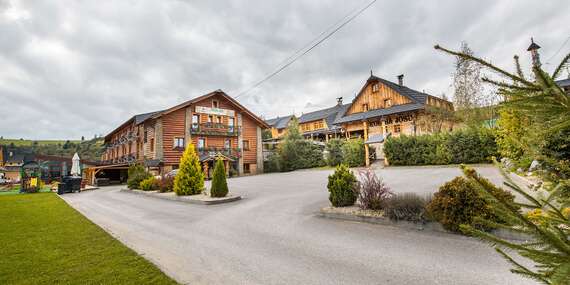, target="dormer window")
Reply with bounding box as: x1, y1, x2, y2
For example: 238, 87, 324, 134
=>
372, 83, 379, 92
212, 100, 219, 108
